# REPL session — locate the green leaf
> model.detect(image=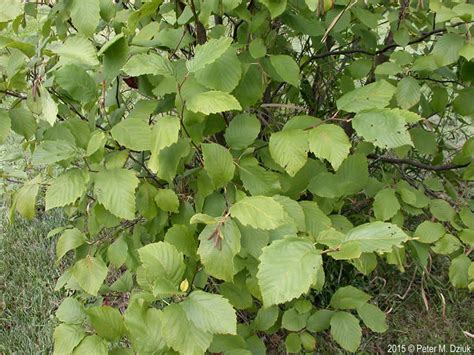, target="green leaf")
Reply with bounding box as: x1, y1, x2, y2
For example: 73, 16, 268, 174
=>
414, 221, 445, 244
224, 113, 260, 150
343, 222, 409, 253
52, 36, 99, 67
449, 254, 470, 288
187, 91, 242, 114
194, 47, 242, 92
53, 324, 85, 355
269, 55, 300, 87
202, 143, 235, 189
330, 311, 362, 352
124, 301, 166, 353
123, 53, 174, 77
254, 305, 279, 331
269, 129, 308, 176
148, 116, 181, 173
86, 131, 107, 156
249, 38, 266, 59
72, 335, 108, 355
181, 290, 237, 334
230, 196, 286, 230
38, 87, 58, 127
300, 201, 332, 238
161, 303, 213, 354
259, 0, 287, 18
308, 124, 351, 170
111, 117, 152, 151
431, 234, 462, 255
356, 303, 388, 333
0, 109, 11, 144
56, 228, 86, 261
336, 80, 396, 113
32, 140, 77, 165
285, 333, 301, 353
72, 255, 108, 296
373, 188, 400, 221
94, 168, 139, 220
197, 219, 241, 282
329, 285, 371, 309
87, 305, 125, 341
282, 308, 308, 331
432, 33, 464, 67
430, 199, 455, 222
257, 236, 322, 306
13, 176, 41, 219
99, 33, 129, 79
154, 188, 179, 213
396, 77, 421, 109
138, 241, 186, 287
238, 157, 281, 196
107, 235, 129, 268
70, 0, 100, 37
0, 0, 22, 22
46, 168, 89, 210
304, 0, 317, 11
352, 108, 413, 149
56, 297, 85, 325
306, 309, 335, 332
186, 37, 233, 72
